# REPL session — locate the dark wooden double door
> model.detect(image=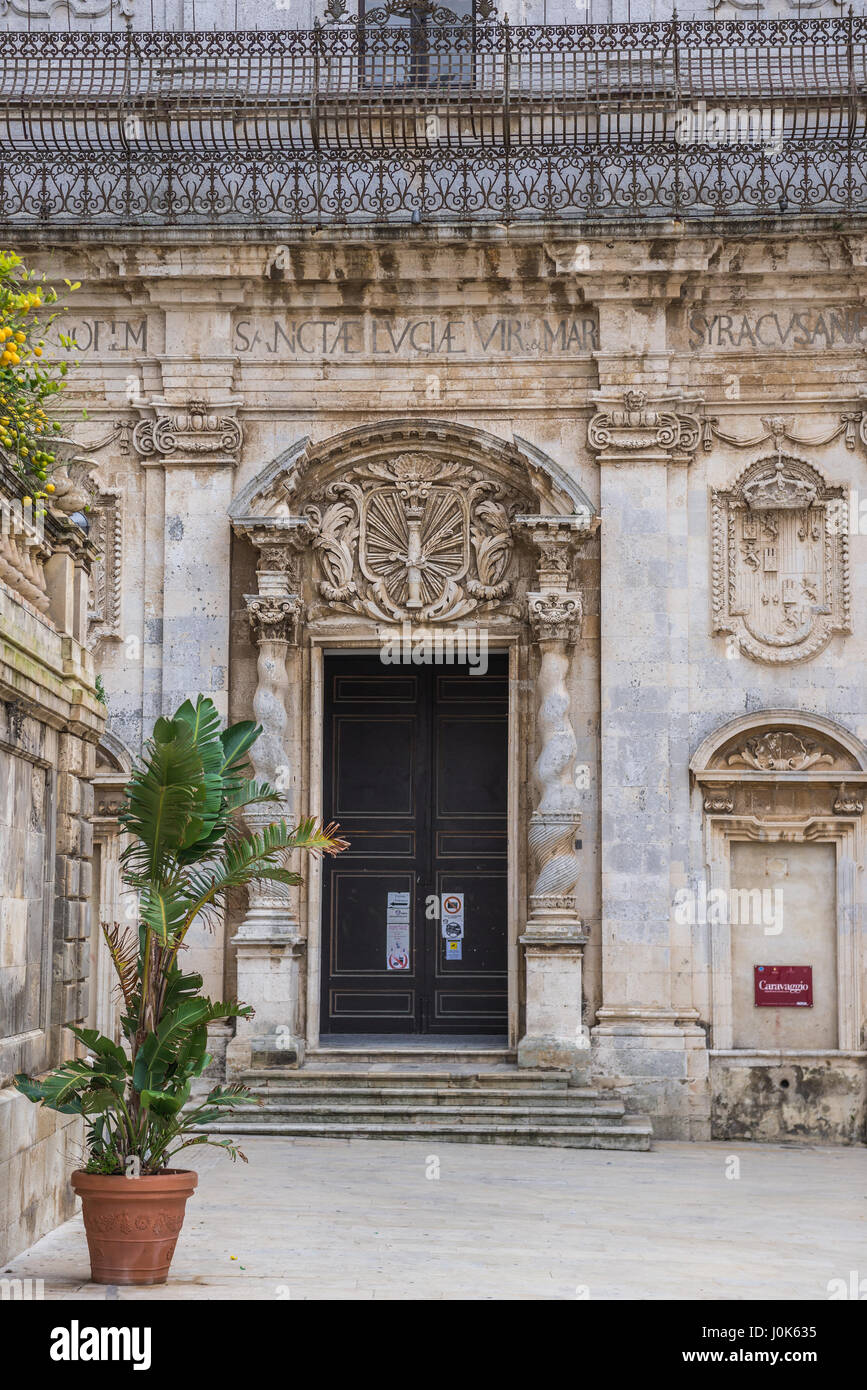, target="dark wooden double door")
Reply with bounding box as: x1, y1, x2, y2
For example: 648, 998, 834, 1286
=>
321, 654, 508, 1035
